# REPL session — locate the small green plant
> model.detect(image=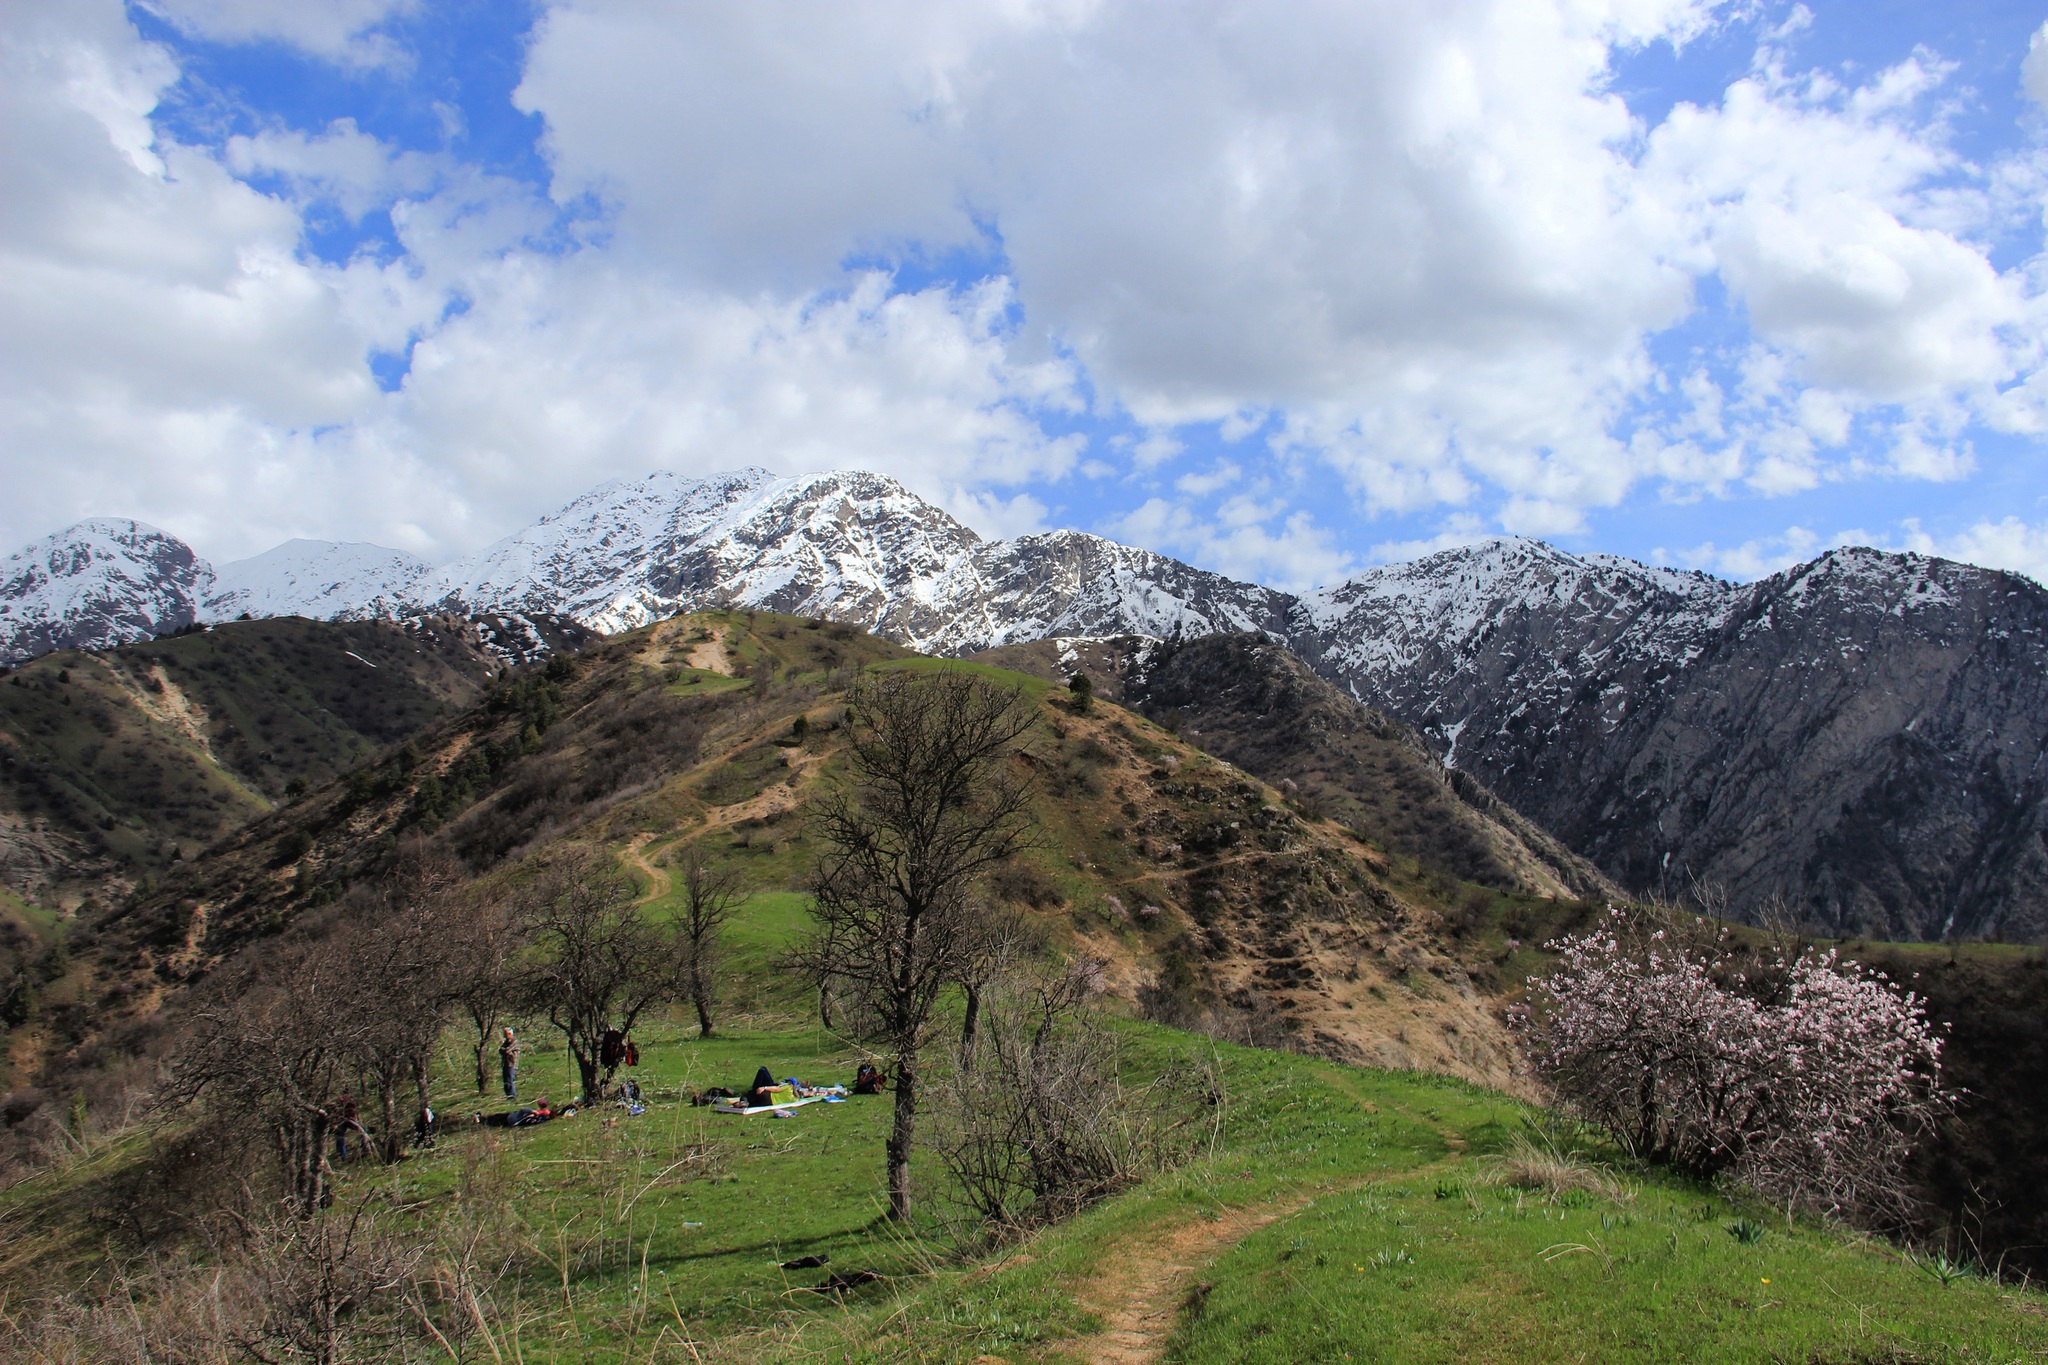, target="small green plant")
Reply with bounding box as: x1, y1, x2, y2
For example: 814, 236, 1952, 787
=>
1368, 1247, 1416, 1269
1909, 1251, 1975, 1287
1434, 1180, 1465, 1201
1726, 1218, 1767, 1245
